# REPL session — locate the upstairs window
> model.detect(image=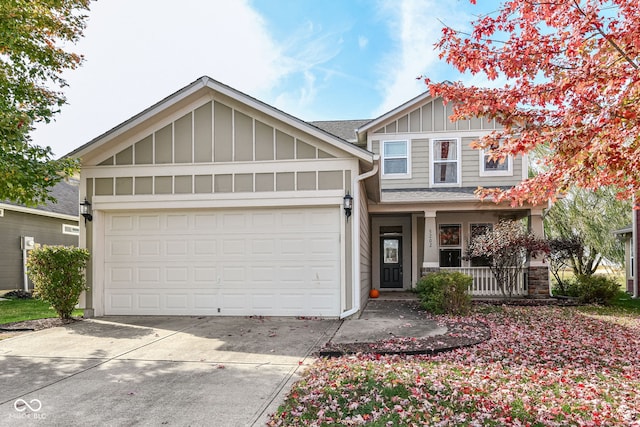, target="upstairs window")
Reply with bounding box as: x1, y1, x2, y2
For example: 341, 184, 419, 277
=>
382, 140, 410, 178
480, 142, 513, 176
431, 138, 460, 186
